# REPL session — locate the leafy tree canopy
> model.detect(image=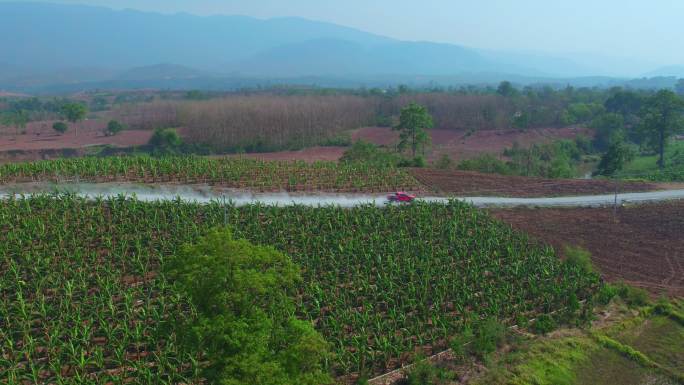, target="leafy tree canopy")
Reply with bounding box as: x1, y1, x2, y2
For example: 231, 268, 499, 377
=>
52, 121, 68, 134
638, 90, 684, 168
60, 102, 88, 123
393, 102, 433, 157
105, 120, 124, 136
165, 228, 332, 385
